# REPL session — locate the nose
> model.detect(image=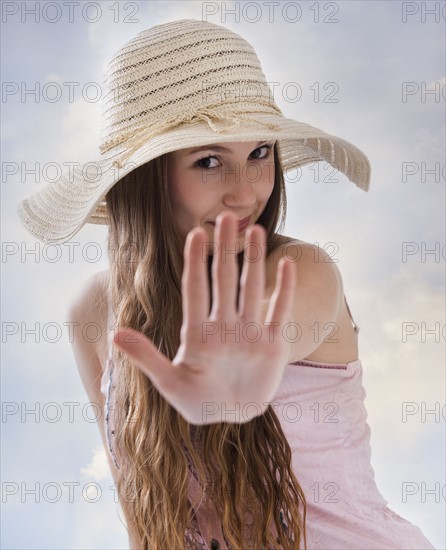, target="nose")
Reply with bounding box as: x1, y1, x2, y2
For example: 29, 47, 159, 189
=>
222, 165, 257, 208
